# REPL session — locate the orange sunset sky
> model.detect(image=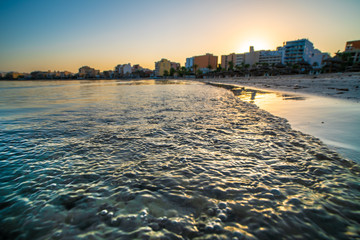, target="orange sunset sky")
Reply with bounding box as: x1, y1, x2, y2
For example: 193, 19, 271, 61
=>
0, 0, 359, 73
